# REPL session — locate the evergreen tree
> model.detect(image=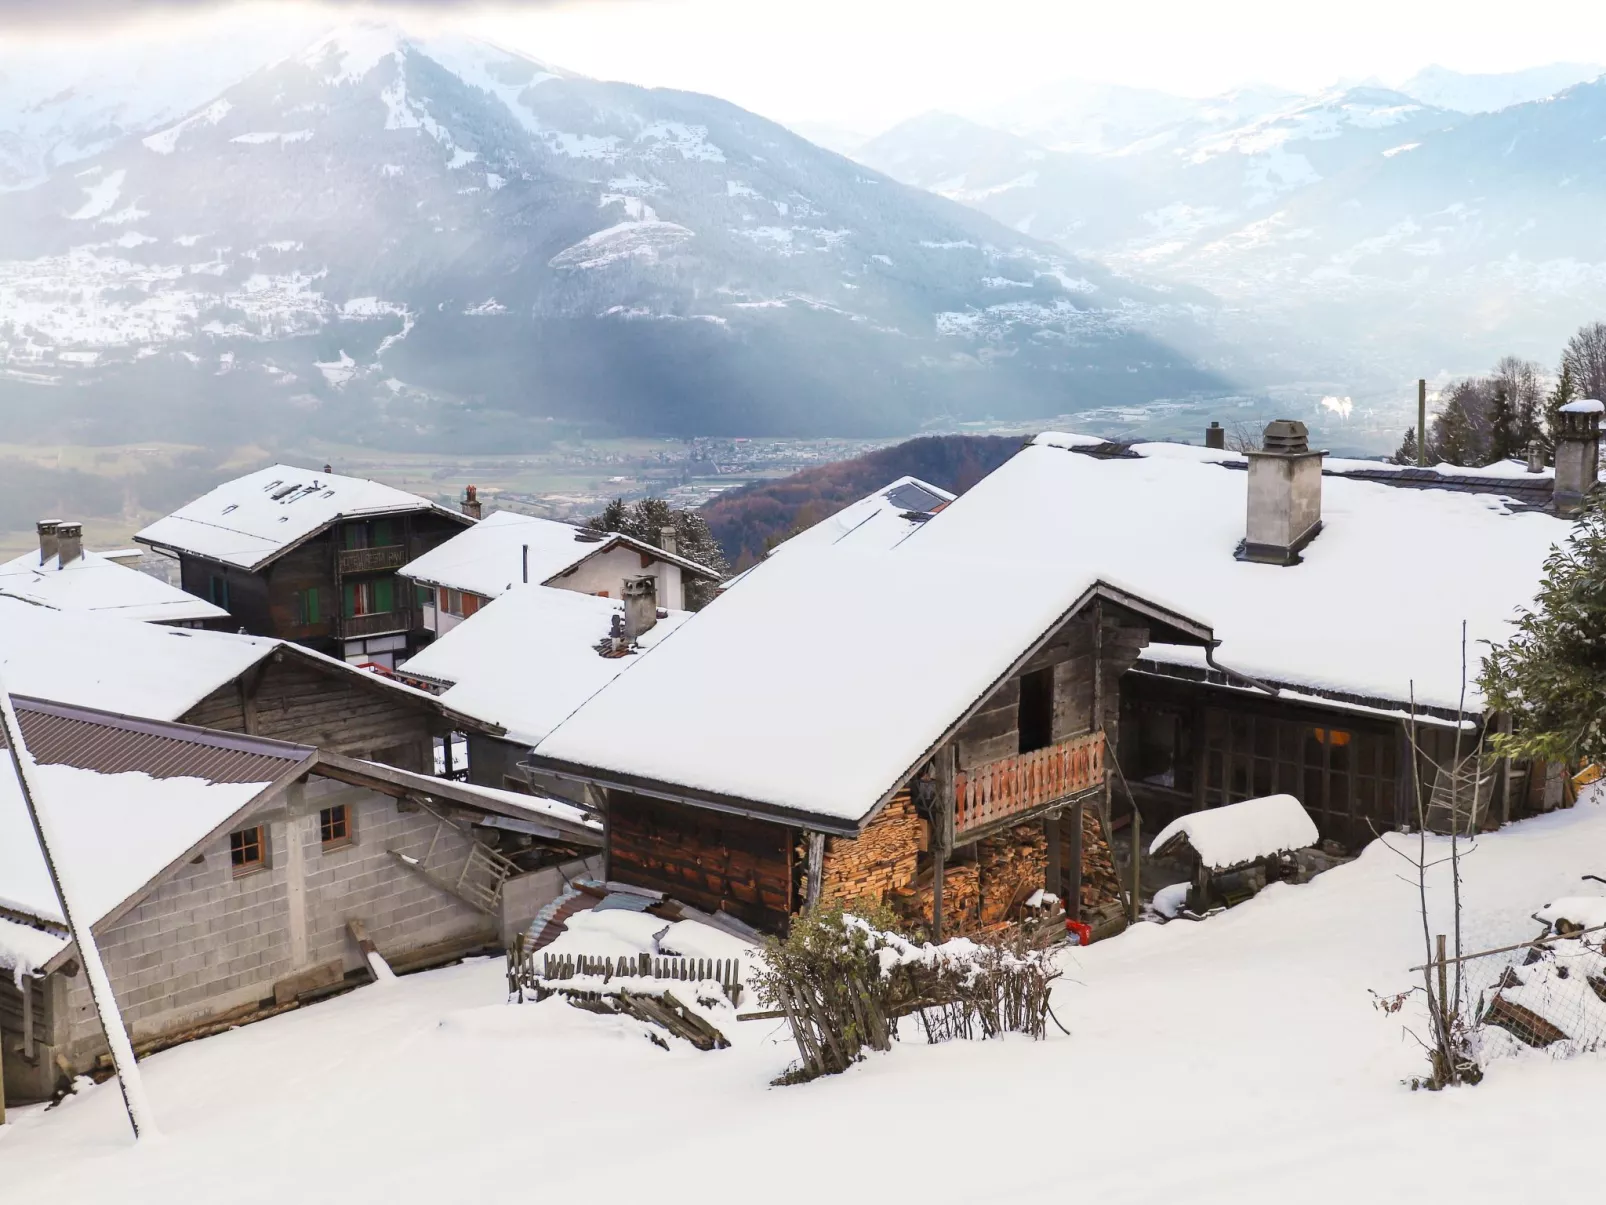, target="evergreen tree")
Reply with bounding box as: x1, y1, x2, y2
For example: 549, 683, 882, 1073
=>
1393, 426, 1419, 466
1482, 491, 1606, 763
1542, 362, 1579, 460
1487, 381, 1517, 463
586, 497, 730, 609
